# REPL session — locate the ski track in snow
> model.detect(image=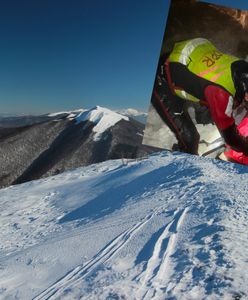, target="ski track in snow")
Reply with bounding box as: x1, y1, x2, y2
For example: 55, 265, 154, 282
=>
0, 152, 248, 299
34, 216, 152, 299
35, 205, 176, 300
35, 179, 199, 300
136, 208, 188, 300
